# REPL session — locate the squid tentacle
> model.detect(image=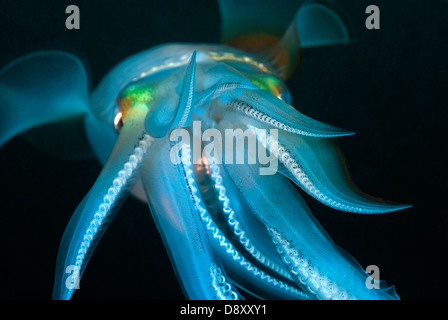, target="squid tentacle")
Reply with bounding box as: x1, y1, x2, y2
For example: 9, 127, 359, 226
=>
225, 89, 354, 138
246, 125, 411, 214
53, 101, 153, 299
72, 133, 153, 268
200, 73, 353, 138
207, 156, 293, 281
180, 143, 242, 300
173, 51, 197, 129
183, 144, 308, 299
53, 132, 153, 300
141, 137, 243, 299
144, 51, 197, 138
269, 227, 353, 300
198, 187, 309, 300
210, 263, 240, 300
228, 99, 349, 138
220, 147, 400, 300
